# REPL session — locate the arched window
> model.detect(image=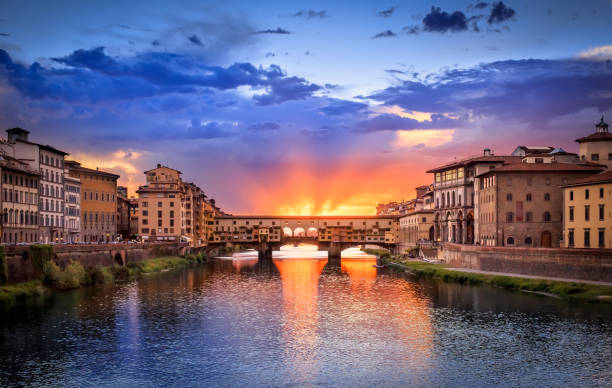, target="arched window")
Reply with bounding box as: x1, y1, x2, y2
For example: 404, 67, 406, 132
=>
506, 193, 512, 201
19, 210, 24, 225
452, 192, 456, 207
3, 209, 7, 224
45, 155, 49, 164
525, 237, 532, 245
506, 237, 514, 245
8, 209, 13, 224
543, 212, 551, 222
526, 193, 532, 201
544, 193, 550, 201
506, 212, 514, 222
